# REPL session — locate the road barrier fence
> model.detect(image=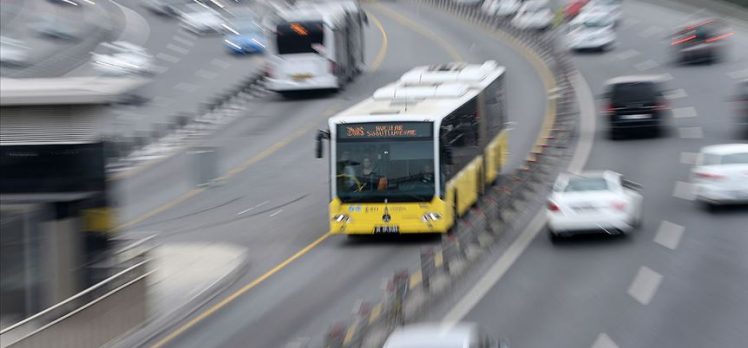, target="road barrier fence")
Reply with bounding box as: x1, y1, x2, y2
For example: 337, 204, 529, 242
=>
322, 1, 579, 347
